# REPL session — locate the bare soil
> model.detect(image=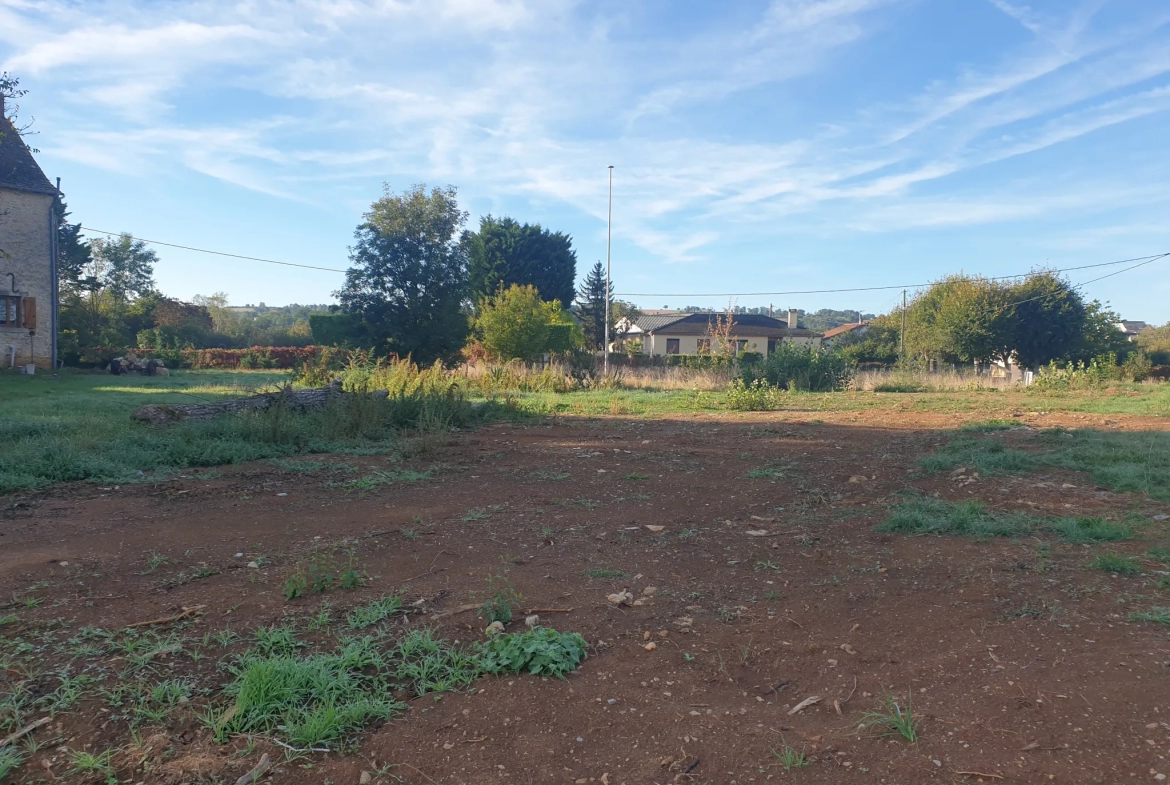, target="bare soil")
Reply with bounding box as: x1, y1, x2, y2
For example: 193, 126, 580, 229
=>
2, 407, 1170, 785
